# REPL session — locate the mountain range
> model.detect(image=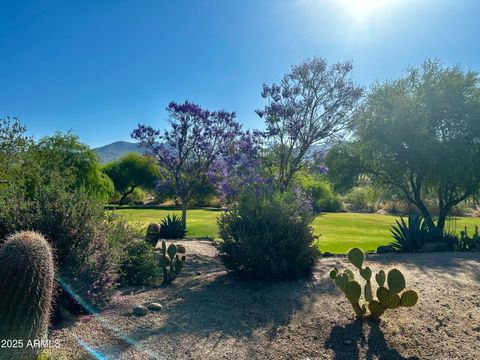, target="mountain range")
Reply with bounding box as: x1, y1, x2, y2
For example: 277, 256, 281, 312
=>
94, 141, 141, 163
94, 141, 330, 164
